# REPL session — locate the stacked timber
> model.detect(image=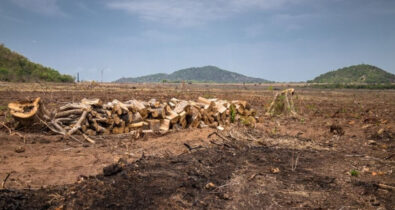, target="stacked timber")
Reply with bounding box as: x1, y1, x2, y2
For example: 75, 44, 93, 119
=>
8, 97, 257, 136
